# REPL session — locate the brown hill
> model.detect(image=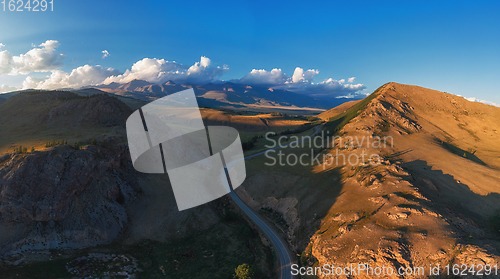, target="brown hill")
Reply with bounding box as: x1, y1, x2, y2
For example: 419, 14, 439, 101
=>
200, 108, 313, 139
317, 99, 360, 121
0, 91, 132, 154
236, 82, 500, 277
